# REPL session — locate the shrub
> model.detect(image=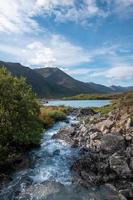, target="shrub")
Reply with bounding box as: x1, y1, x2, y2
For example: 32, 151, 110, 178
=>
40, 106, 67, 127
0, 67, 43, 150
